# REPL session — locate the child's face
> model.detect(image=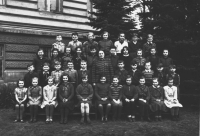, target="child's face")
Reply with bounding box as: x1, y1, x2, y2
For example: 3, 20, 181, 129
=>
168, 80, 173, 87
43, 65, 50, 72
150, 49, 156, 55
81, 62, 87, 69
76, 48, 82, 54
18, 81, 24, 88
66, 48, 71, 54
88, 34, 94, 41
147, 37, 153, 42
123, 48, 128, 54
103, 33, 108, 40
99, 51, 105, 59
110, 49, 116, 55
48, 79, 54, 86
82, 77, 88, 83
132, 36, 138, 41
118, 62, 124, 69
28, 65, 34, 72
153, 79, 159, 87
53, 51, 58, 57
137, 51, 142, 57
163, 50, 168, 57
119, 34, 125, 41
38, 50, 44, 57
68, 62, 73, 69
170, 68, 176, 73
126, 78, 132, 85
131, 64, 137, 70
90, 49, 96, 54
139, 79, 145, 85
100, 77, 106, 83
32, 79, 38, 86
56, 36, 62, 41
145, 63, 151, 70
55, 65, 61, 70
63, 76, 68, 83
113, 78, 119, 85
157, 67, 163, 72
72, 35, 78, 41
